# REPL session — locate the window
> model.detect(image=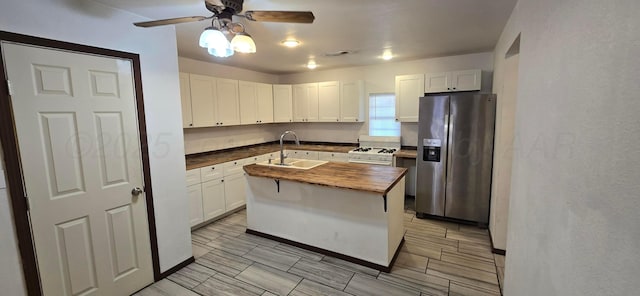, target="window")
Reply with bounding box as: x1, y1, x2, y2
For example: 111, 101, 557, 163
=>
369, 93, 400, 136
